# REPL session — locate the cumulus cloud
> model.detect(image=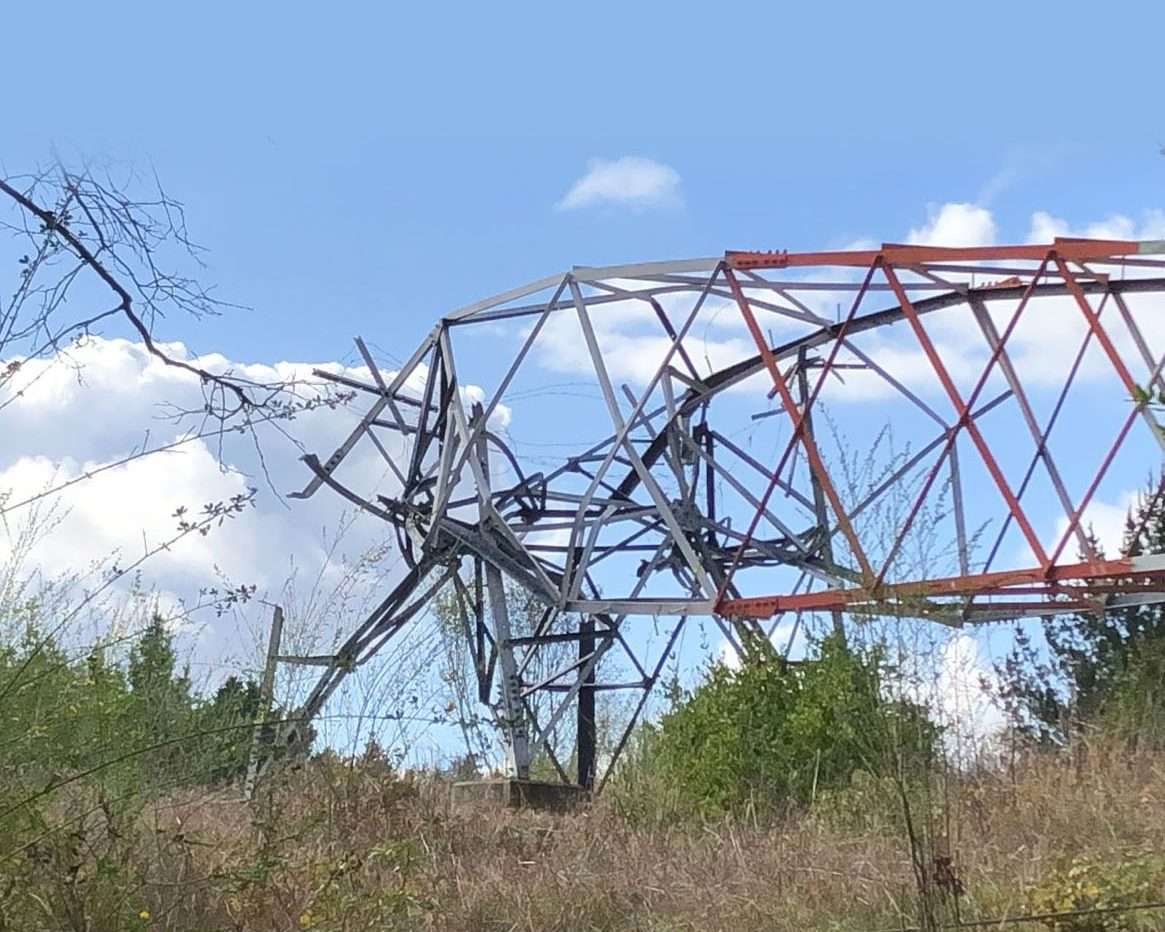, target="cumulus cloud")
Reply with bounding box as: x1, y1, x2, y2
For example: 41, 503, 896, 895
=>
1028, 208, 1165, 244
907, 202, 997, 247
0, 337, 435, 663
527, 195, 1165, 416
0, 443, 253, 587
930, 633, 1006, 748
828, 201, 1165, 404
526, 201, 1001, 397
533, 199, 1164, 404
530, 295, 760, 388
557, 156, 682, 211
